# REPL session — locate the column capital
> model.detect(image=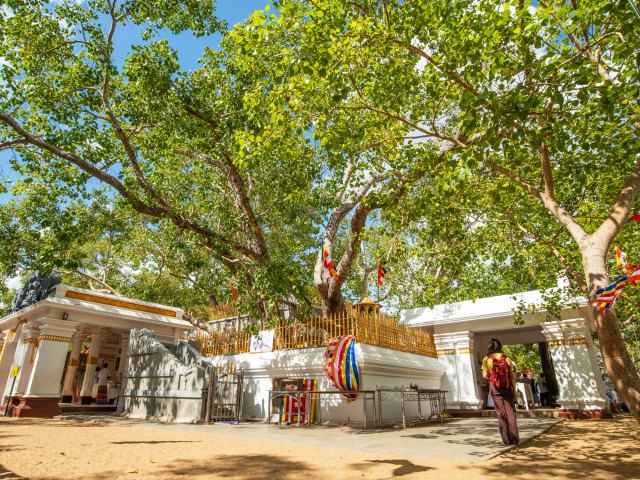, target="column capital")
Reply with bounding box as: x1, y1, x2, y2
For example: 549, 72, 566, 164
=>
434, 331, 475, 351
22, 324, 41, 341
541, 318, 589, 343
38, 318, 81, 341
